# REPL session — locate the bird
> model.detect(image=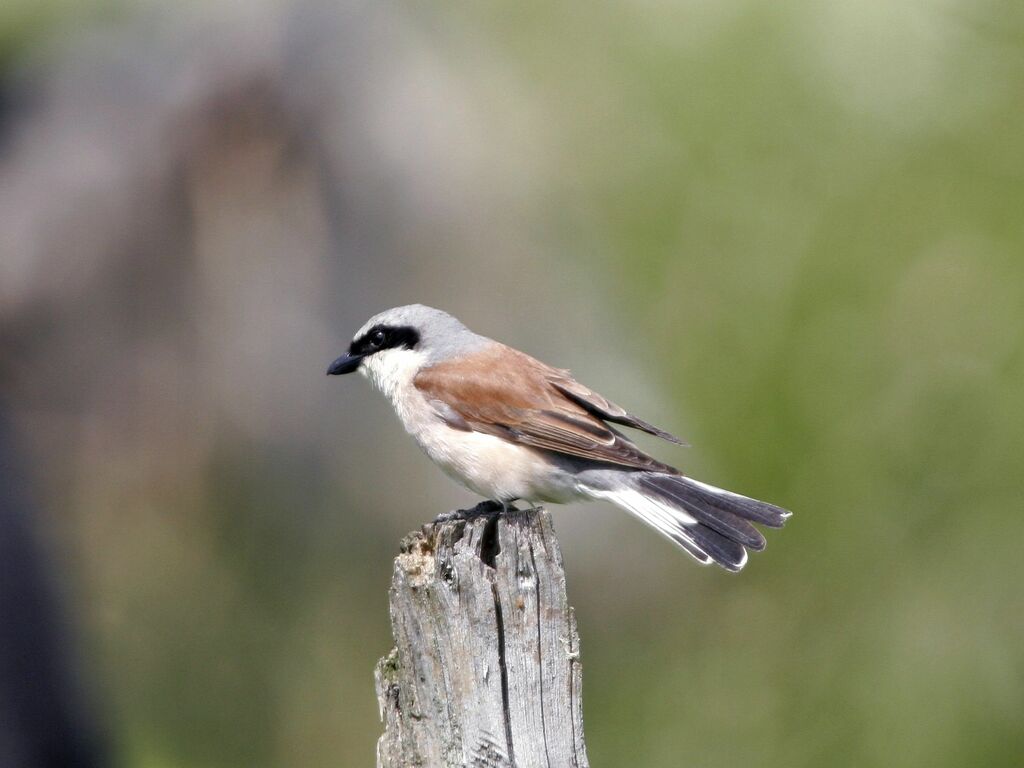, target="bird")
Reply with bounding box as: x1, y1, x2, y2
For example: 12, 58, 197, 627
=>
327, 304, 790, 571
